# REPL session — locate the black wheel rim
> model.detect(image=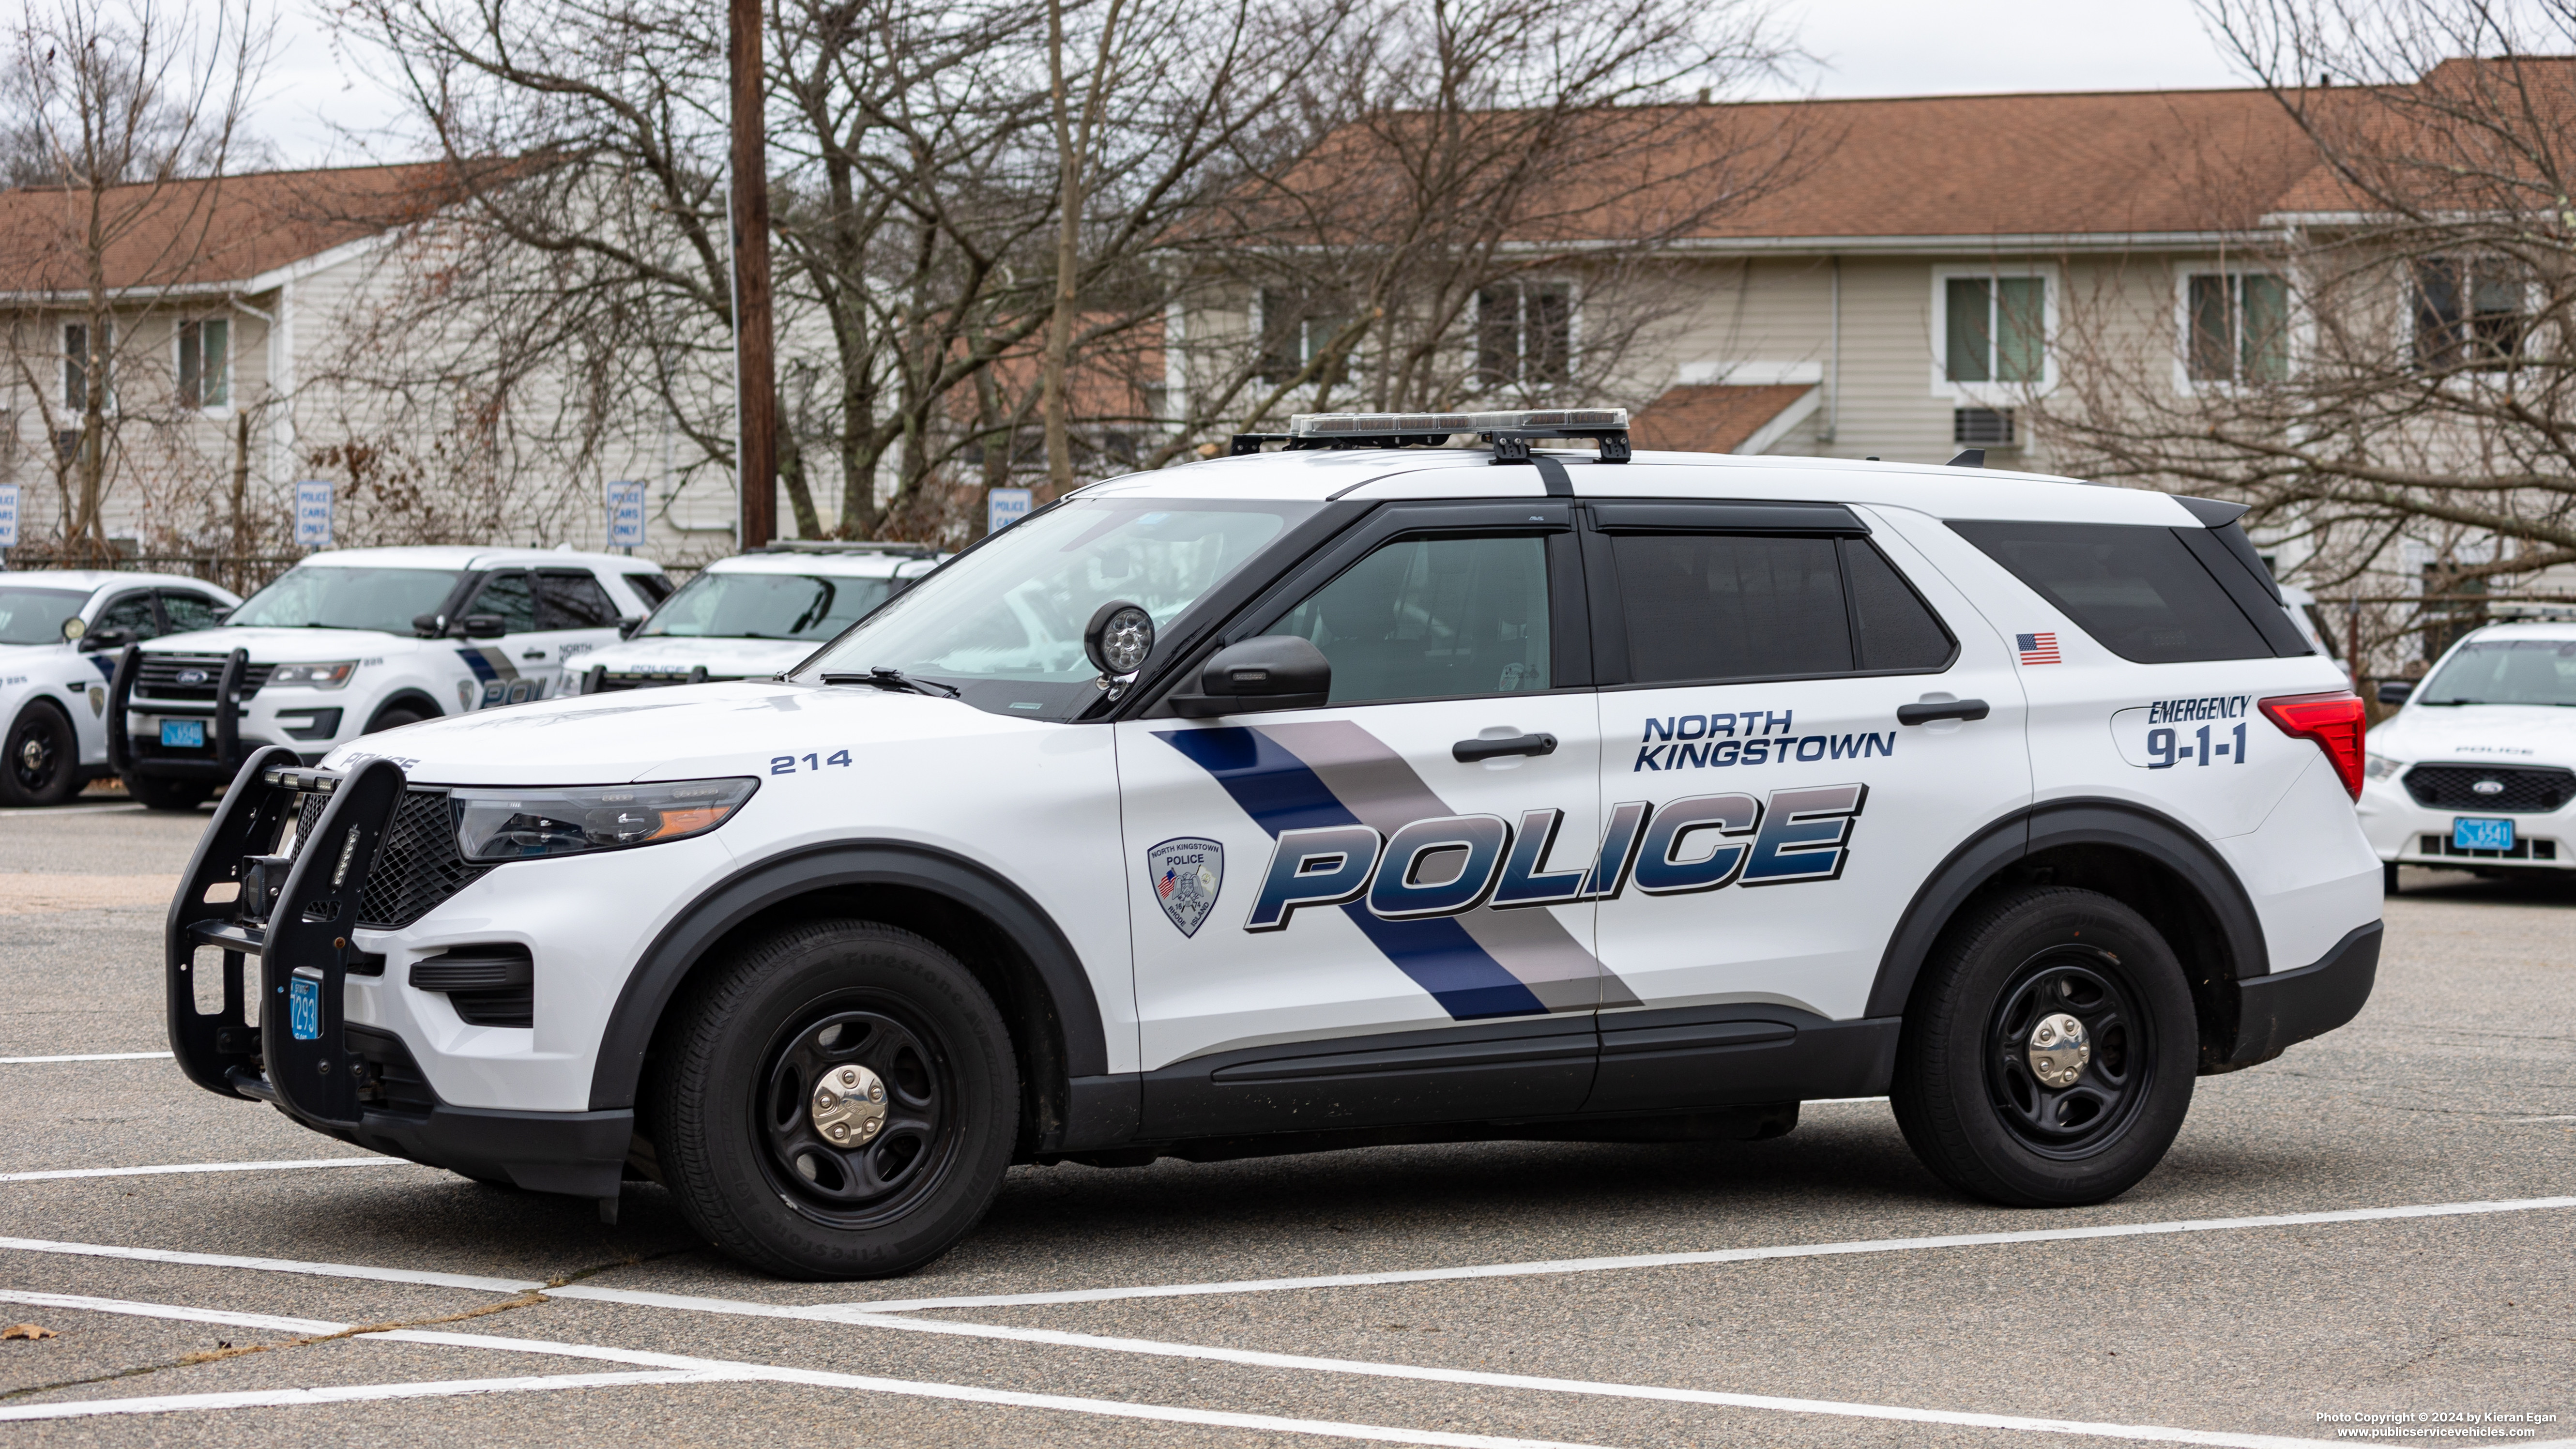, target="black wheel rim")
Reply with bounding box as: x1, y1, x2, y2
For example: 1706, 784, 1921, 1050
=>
1984, 946, 2154, 1159
9, 715, 66, 794
751, 1002, 959, 1228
